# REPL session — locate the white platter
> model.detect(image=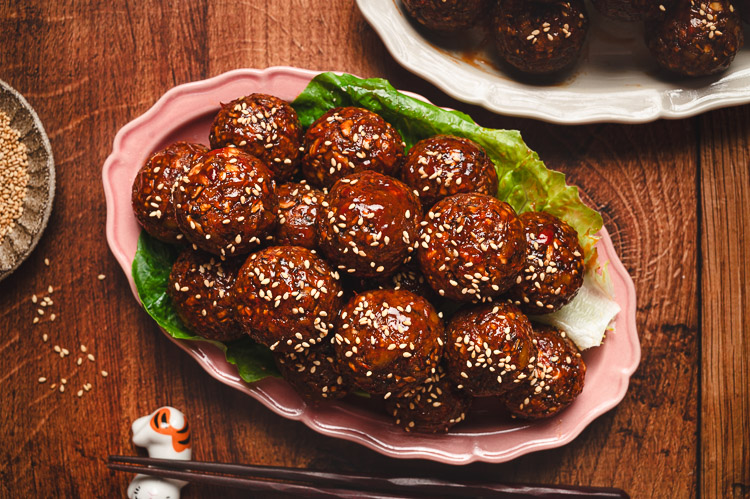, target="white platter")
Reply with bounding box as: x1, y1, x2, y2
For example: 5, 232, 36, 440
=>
357, 0, 750, 124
